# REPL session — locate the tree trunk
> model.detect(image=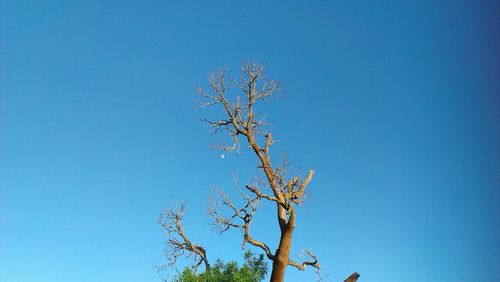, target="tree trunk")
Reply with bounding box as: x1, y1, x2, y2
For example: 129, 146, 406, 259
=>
269, 229, 292, 281
270, 211, 295, 282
